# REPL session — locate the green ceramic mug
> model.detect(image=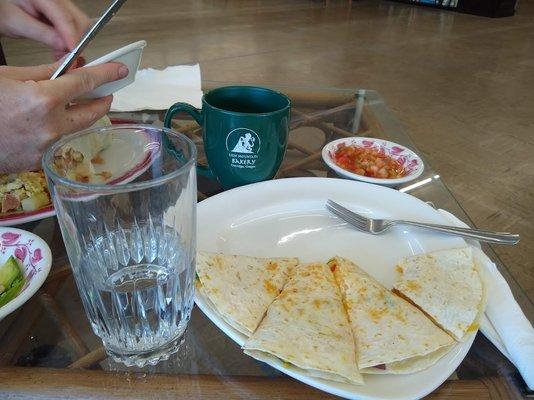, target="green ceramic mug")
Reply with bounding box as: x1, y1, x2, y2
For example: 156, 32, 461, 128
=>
164, 86, 291, 189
